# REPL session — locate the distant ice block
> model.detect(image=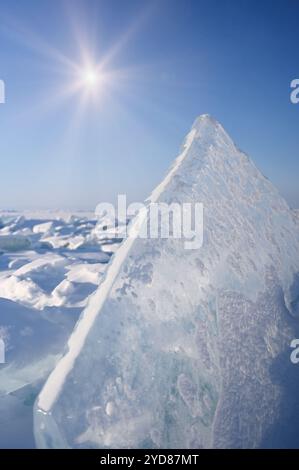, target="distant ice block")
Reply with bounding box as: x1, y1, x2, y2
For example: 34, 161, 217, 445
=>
34, 115, 299, 449
0, 235, 31, 252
